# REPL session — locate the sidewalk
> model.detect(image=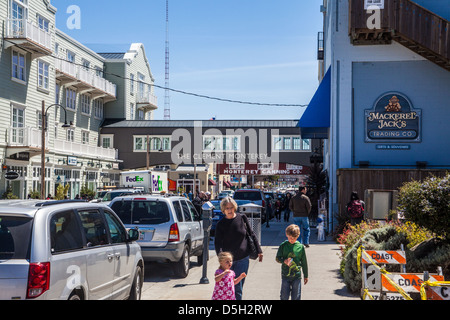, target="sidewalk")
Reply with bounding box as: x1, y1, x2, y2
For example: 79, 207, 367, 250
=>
141, 220, 359, 300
